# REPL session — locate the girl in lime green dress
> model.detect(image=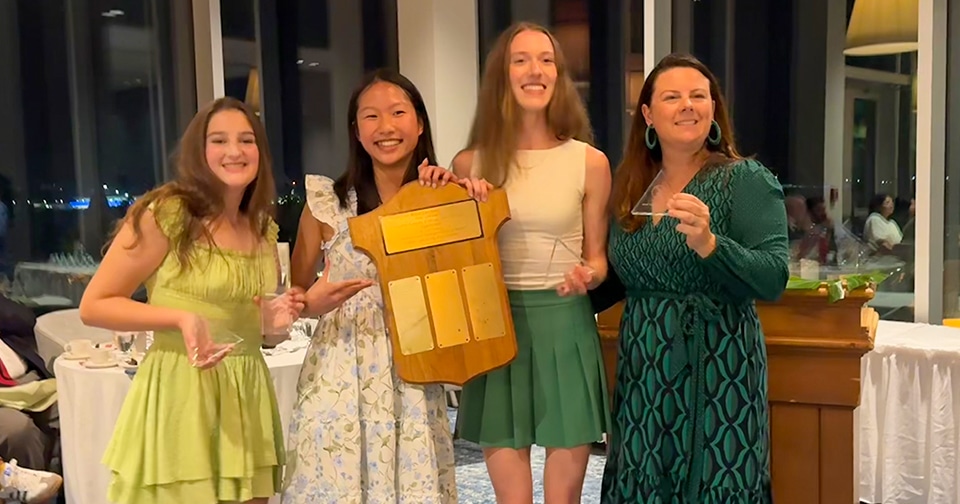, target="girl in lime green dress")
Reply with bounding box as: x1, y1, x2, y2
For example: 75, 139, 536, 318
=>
79, 97, 305, 504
